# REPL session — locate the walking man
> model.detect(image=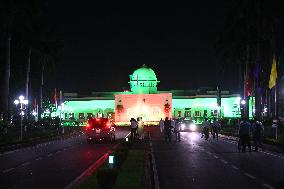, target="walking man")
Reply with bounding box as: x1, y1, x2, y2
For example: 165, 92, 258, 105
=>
164, 117, 172, 142
130, 118, 137, 141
